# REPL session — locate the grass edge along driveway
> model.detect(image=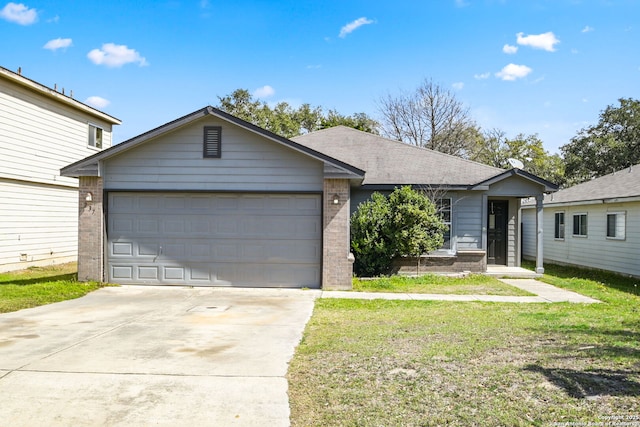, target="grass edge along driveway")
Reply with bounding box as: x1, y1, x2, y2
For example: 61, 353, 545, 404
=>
288, 263, 640, 426
0, 263, 107, 313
